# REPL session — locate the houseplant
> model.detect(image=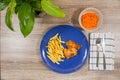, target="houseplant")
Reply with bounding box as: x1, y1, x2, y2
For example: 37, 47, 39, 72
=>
0, 0, 66, 37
